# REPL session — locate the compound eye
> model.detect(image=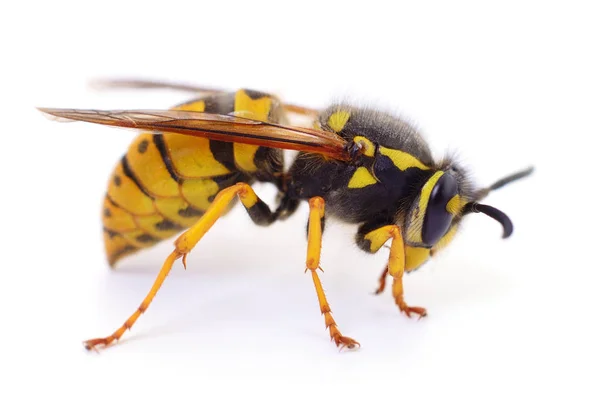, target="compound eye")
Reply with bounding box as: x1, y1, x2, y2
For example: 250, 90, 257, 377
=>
422, 173, 458, 246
